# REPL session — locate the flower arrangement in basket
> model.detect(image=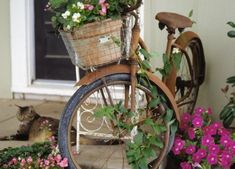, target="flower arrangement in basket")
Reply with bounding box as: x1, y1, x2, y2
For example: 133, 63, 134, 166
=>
169, 107, 235, 169
46, 0, 137, 69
